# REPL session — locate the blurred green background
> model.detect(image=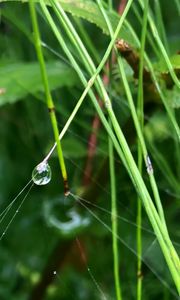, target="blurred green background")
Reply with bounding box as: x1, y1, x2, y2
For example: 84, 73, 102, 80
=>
0, 1, 179, 299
